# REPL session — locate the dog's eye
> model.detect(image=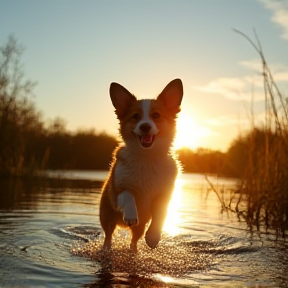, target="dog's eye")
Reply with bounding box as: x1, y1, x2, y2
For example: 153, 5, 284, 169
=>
152, 112, 161, 119
132, 113, 140, 120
